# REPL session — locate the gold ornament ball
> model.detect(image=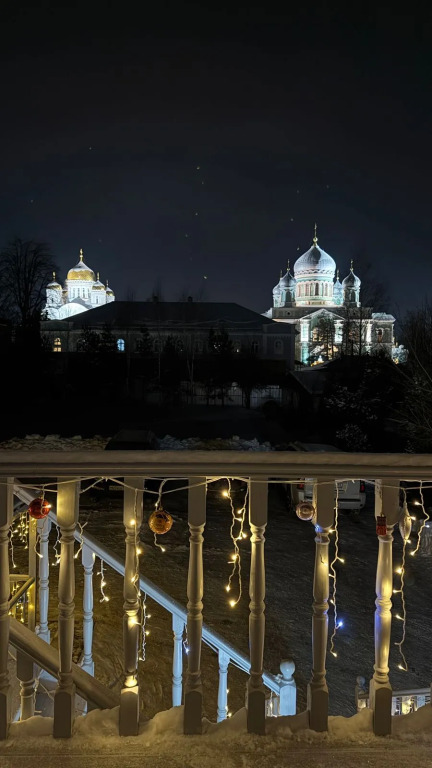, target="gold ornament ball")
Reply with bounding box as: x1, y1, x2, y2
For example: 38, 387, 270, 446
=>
295, 501, 316, 522
148, 507, 173, 535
